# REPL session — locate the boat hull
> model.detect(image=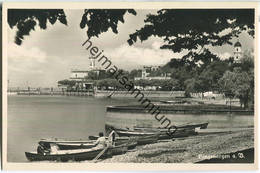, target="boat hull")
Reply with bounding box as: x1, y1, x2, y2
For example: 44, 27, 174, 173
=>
115, 130, 157, 137
40, 137, 132, 150
110, 145, 128, 155
25, 148, 110, 162
136, 135, 158, 145
107, 122, 208, 140
56, 143, 95, 150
